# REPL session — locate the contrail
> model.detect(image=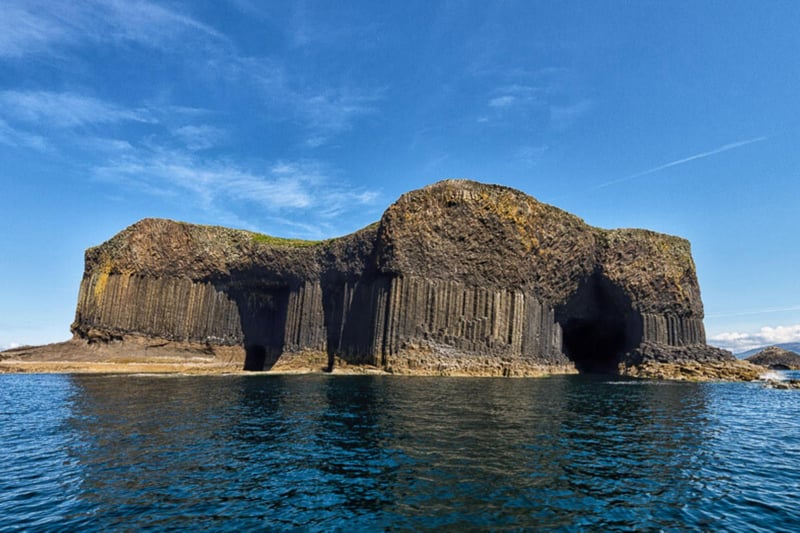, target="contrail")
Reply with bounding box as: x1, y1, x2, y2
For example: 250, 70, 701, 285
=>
706, 305, 800, 319
593, 136, 768, 190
